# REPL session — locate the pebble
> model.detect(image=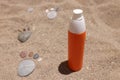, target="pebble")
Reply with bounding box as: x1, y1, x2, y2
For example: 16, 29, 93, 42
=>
20, 51, 27, 58
29, 52, 34, 57
18, 31, 32, 42
46, 9, 49, 13
23, 28, 26, 31
27, 7, 34, 13
111, 61, 115, 65
33, 53, 39, 59
18, 29, 22, 32
18, 59, 35, 77
86, 66, 90, 70
37, 58, 42, 62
